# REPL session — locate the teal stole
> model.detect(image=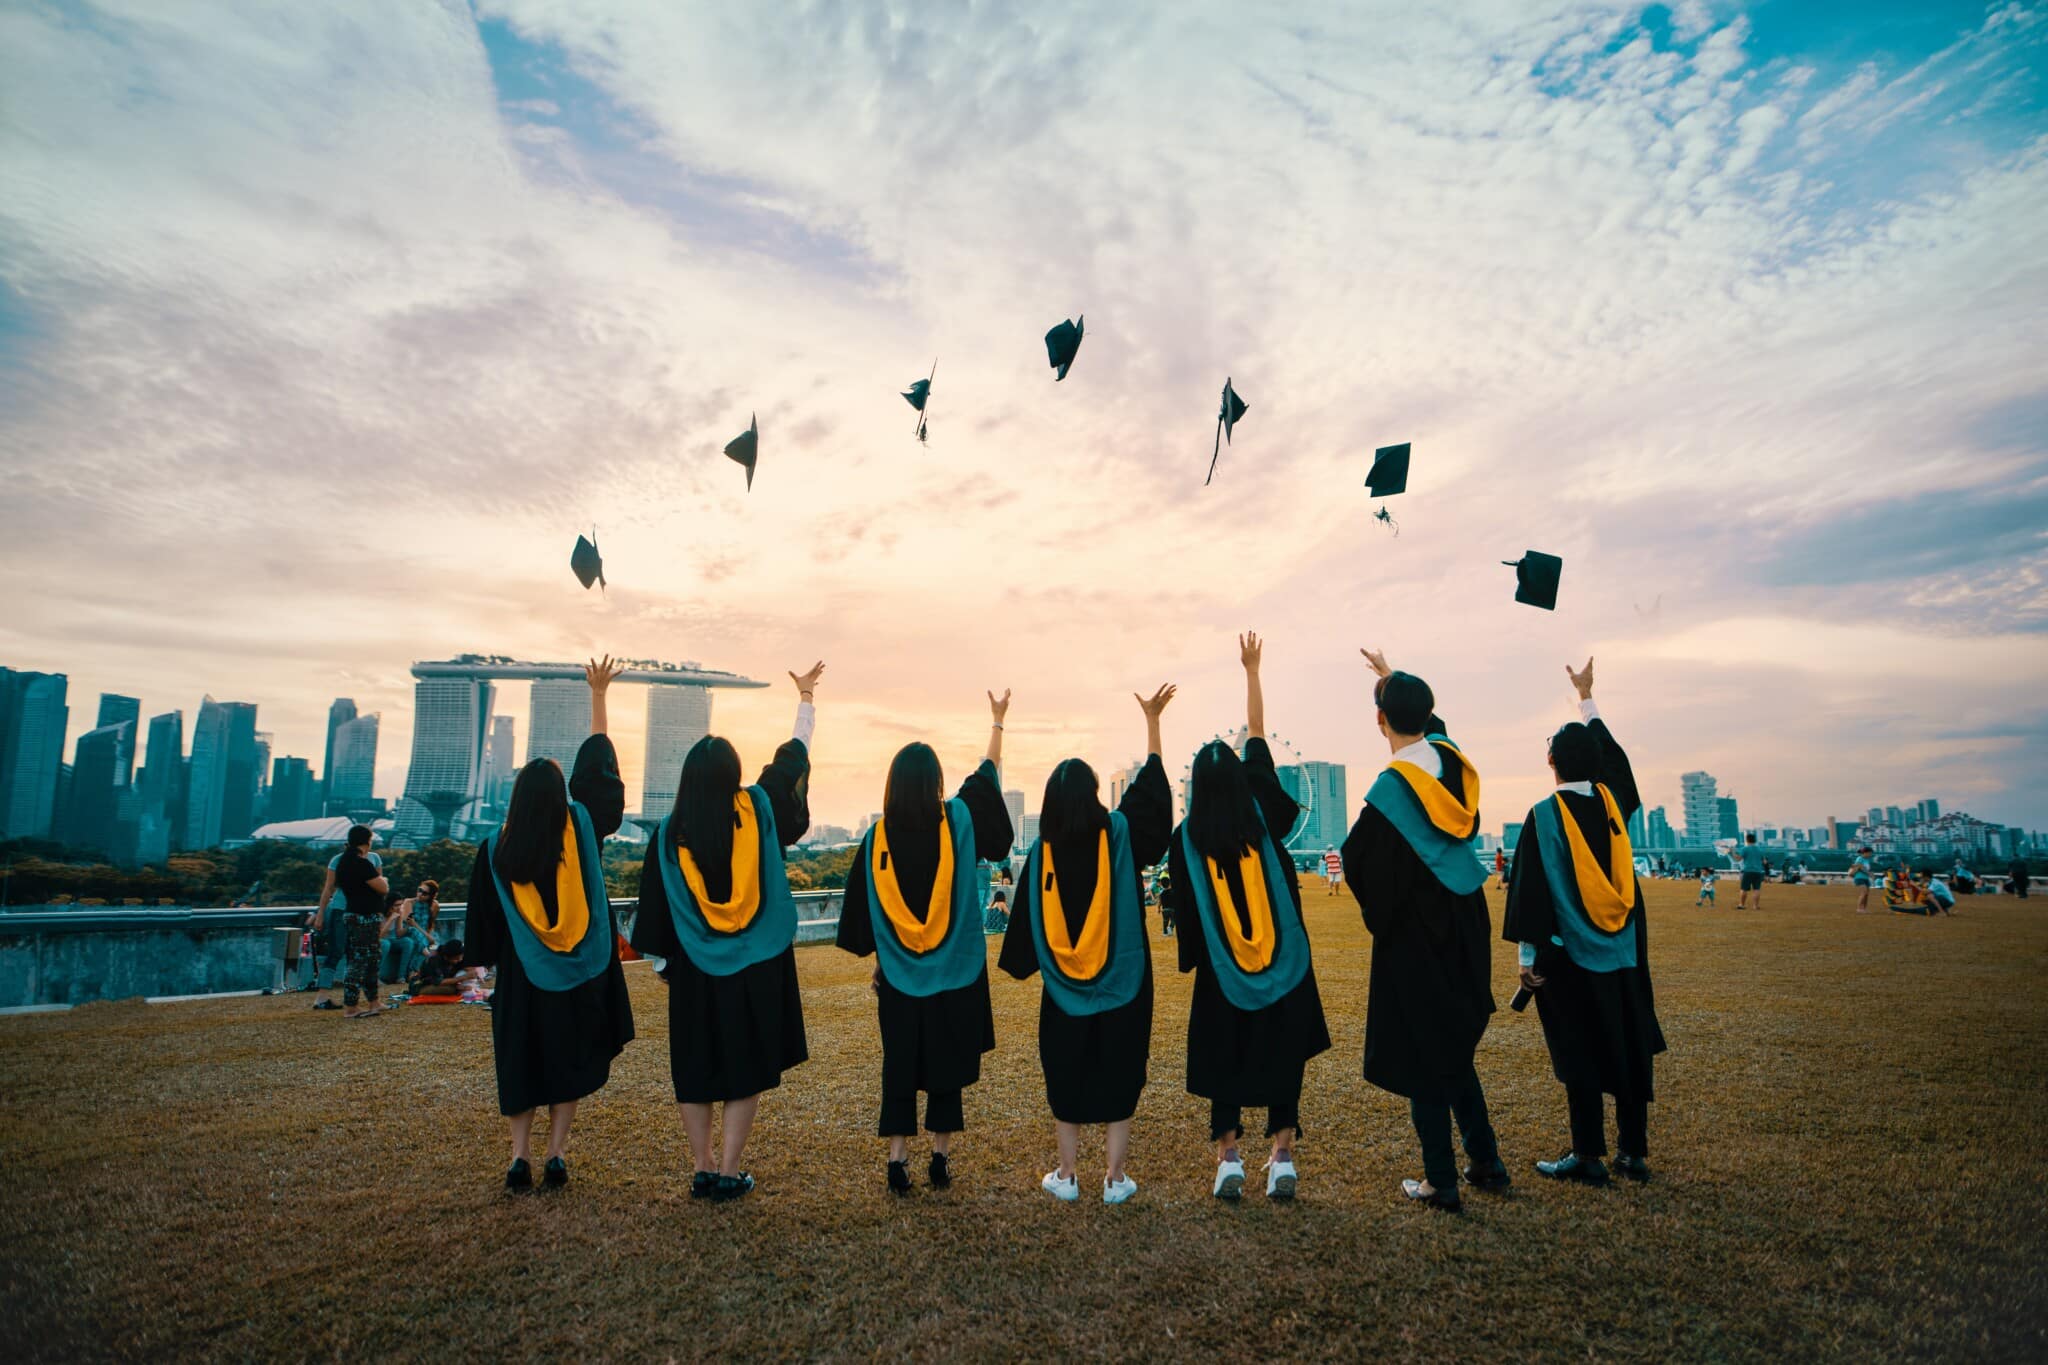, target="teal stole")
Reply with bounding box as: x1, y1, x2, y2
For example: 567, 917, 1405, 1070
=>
484, 801, 613, 992
1180, 822, 1310, 1011
864, 798, 988, 997
1025, 811, 1147, 1017
1530, 796, 1638, 972
1365, 737, 1488, 896
655, 786, 799, 976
